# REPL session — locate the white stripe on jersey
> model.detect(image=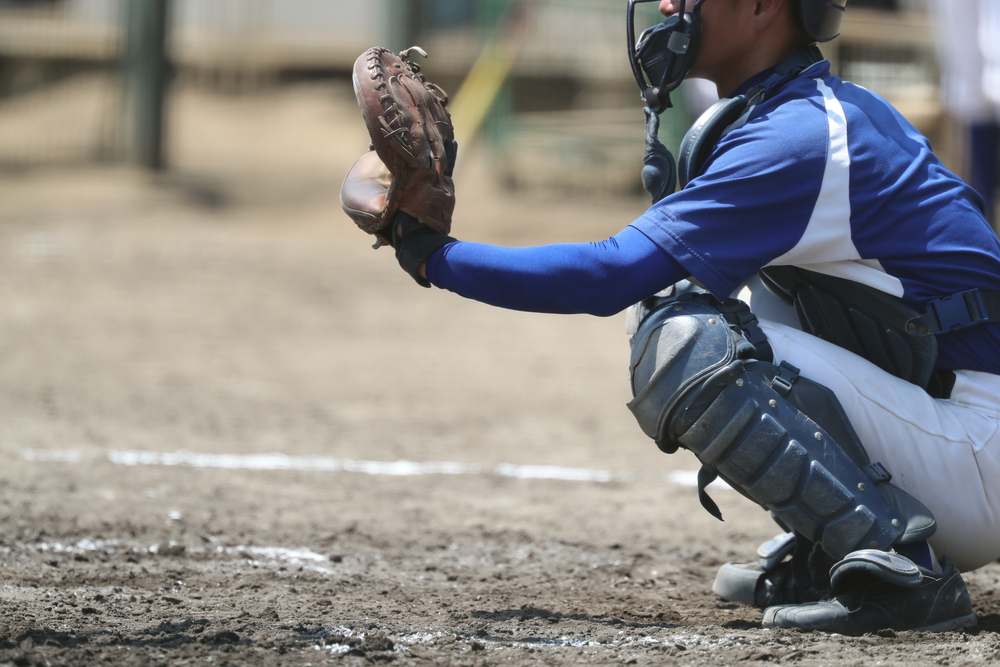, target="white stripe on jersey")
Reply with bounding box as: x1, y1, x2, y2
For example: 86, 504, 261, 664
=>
767, 78, 905, 298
